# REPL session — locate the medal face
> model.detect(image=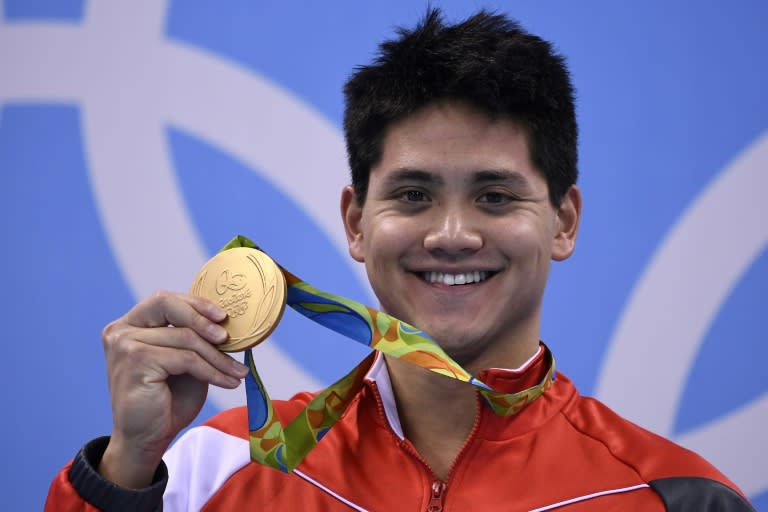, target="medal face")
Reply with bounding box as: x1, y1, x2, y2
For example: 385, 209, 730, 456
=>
191, 247, 287, 352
